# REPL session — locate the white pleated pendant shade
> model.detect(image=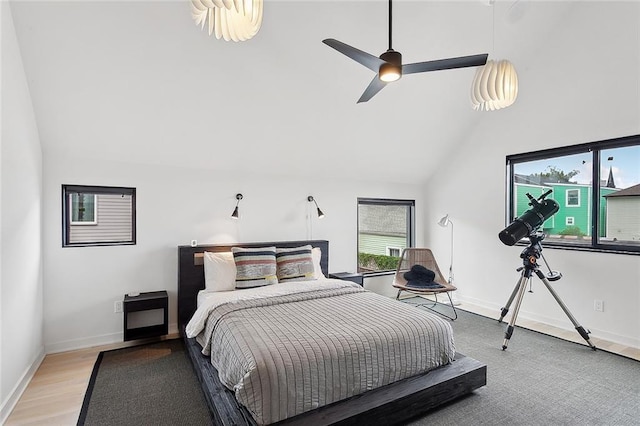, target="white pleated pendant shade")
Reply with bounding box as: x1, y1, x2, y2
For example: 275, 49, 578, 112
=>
470, 59, 518, 111
191, 0, 263, 42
